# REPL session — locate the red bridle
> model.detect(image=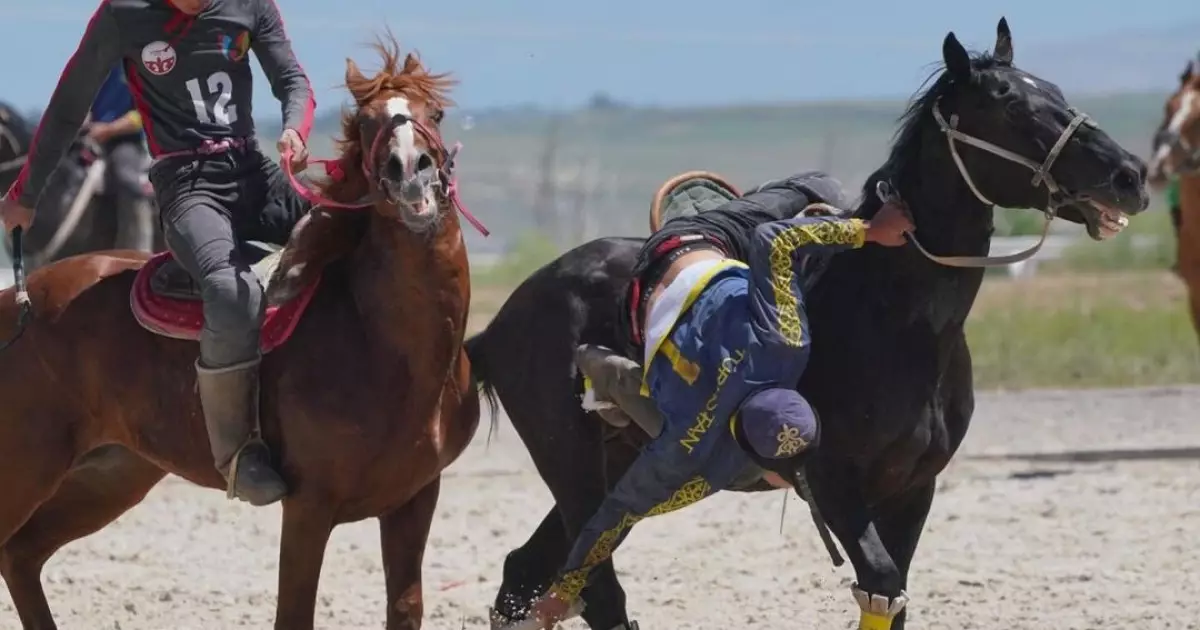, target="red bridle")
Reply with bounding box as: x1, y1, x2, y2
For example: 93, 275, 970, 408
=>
281, 113, 489, 237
